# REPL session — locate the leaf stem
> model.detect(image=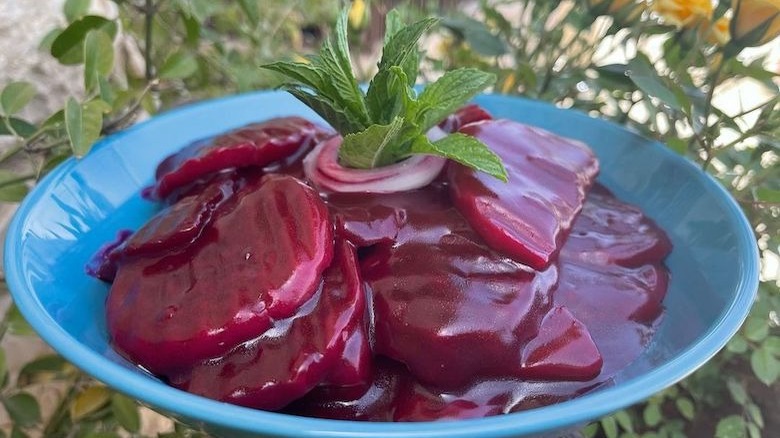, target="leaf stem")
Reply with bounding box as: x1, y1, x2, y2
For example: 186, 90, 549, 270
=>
144, 0, 156, 82
700, 59, 725, 171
